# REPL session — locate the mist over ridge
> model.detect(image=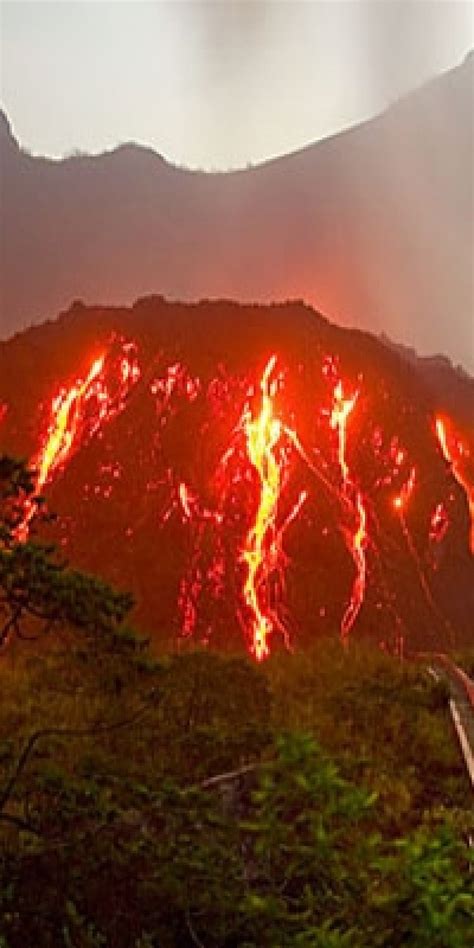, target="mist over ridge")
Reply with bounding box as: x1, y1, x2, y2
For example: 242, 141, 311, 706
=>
1, 52, 473, 372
